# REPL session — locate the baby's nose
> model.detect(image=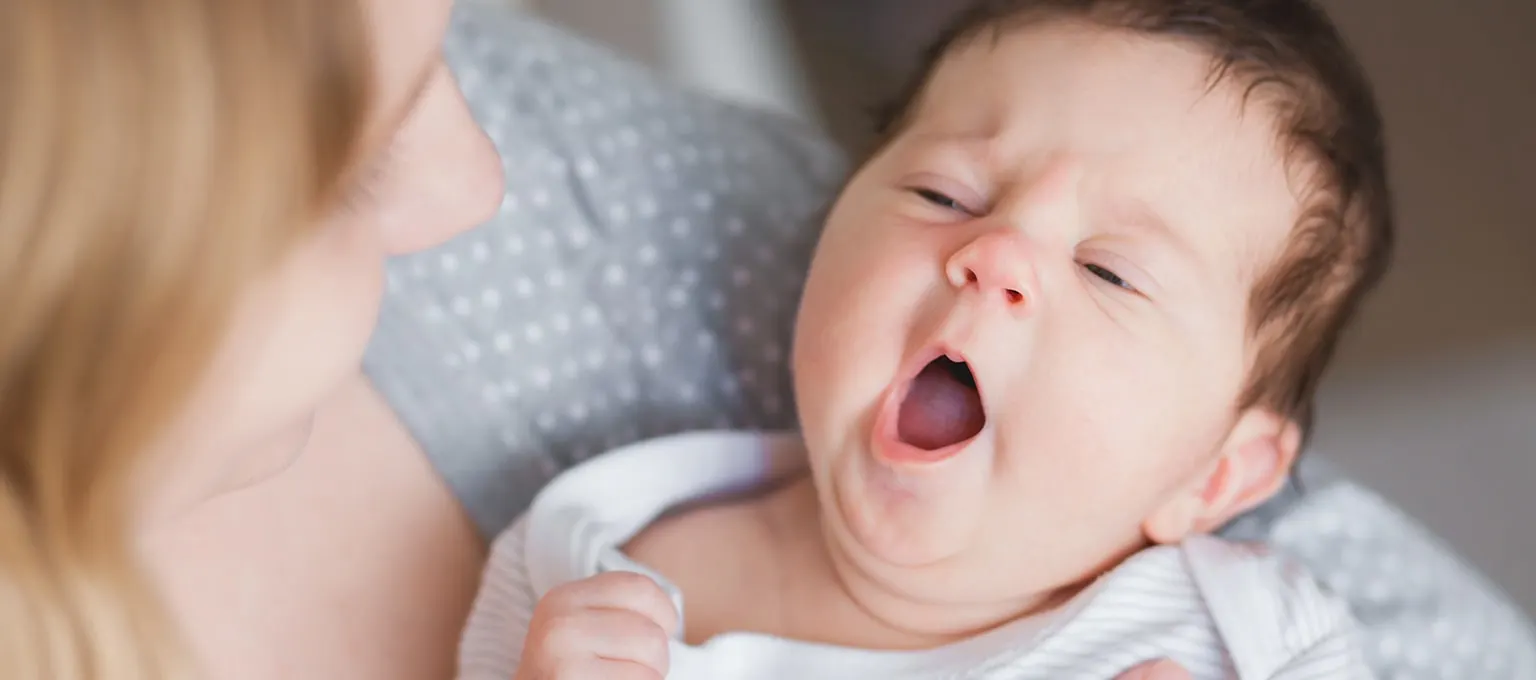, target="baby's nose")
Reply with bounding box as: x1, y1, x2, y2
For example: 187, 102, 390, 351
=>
945, 231, 1038, 312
